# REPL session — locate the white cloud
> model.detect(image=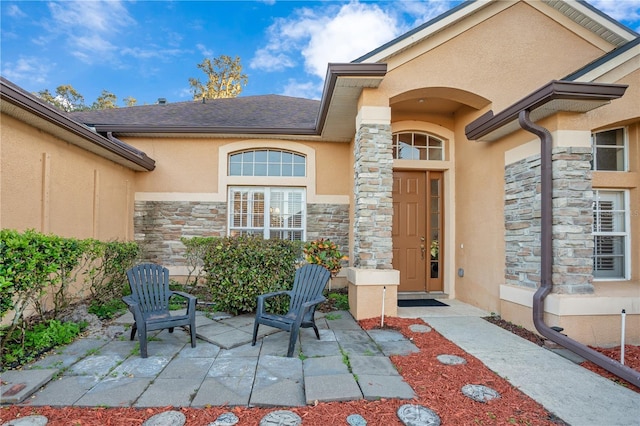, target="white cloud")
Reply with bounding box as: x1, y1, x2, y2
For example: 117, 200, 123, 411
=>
1, 56, 52, 86
121, 47, 185, 60
45, 1, 136, 63
196, 43, 214, 58
251, 47, 297, 72
586, 0, 640, 24
302, 2, 397, 78
47, 1, 135, 34
251, 2, 399, 79
281, 79, 323, 100
6, 4, 27, 18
